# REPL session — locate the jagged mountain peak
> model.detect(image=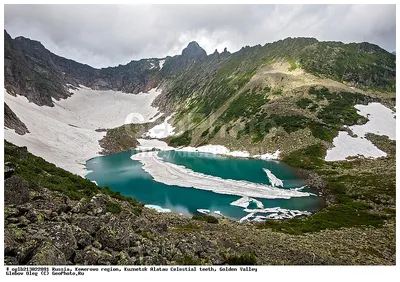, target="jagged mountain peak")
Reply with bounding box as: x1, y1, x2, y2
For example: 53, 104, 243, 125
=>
182, 41, 207, 58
